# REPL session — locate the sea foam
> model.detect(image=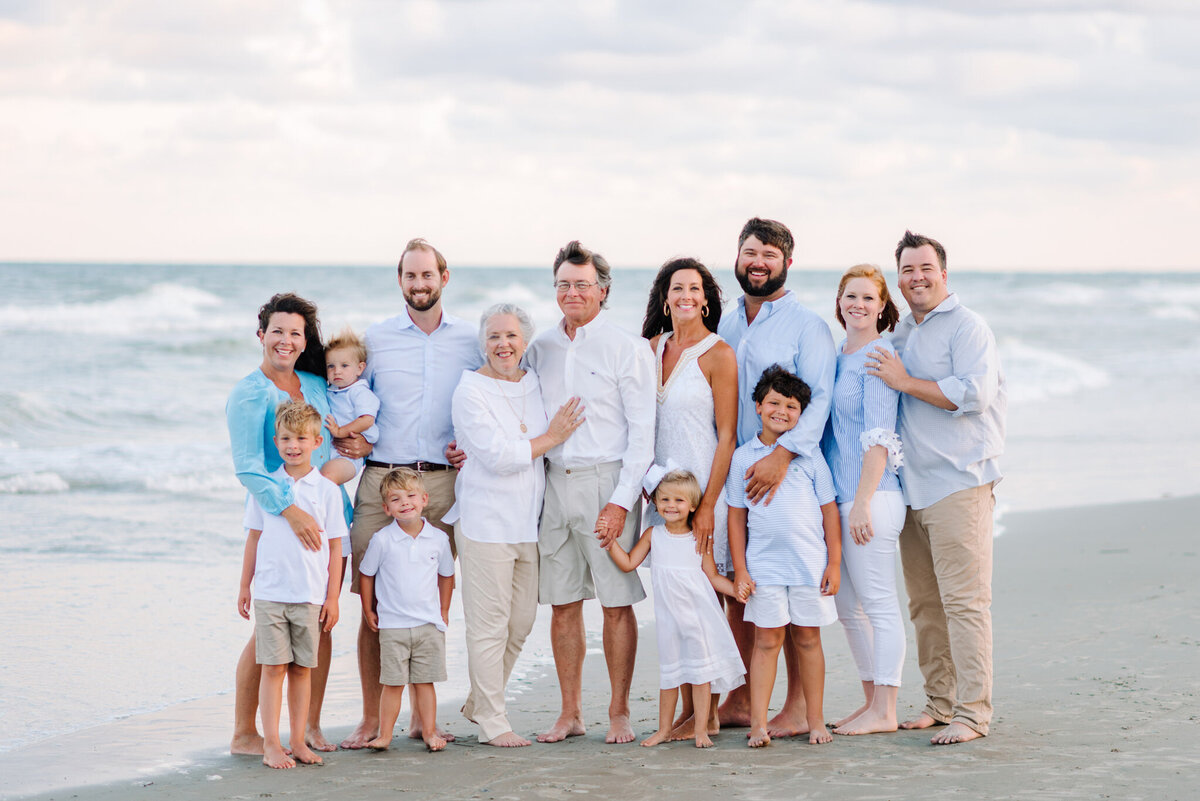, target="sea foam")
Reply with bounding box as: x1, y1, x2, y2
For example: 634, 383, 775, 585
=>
1000, 338, 1110, 404
0, 472, 69, 494
0, 283, 234, 336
